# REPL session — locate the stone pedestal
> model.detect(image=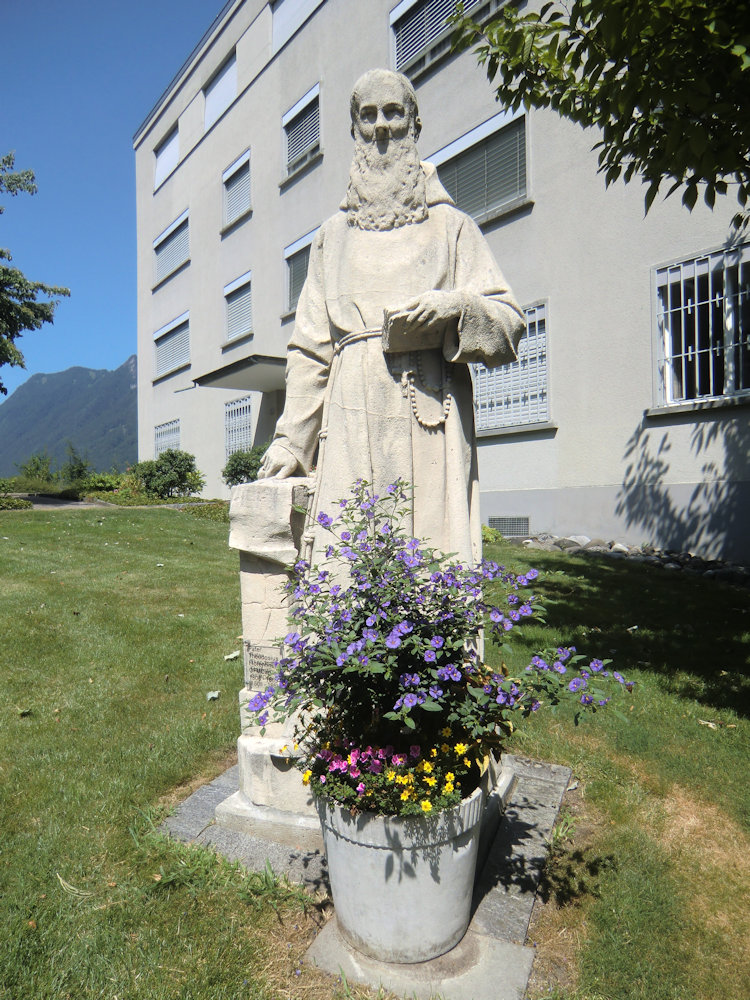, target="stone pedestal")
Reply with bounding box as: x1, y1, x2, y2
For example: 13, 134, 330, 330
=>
215, 477, 319, 832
